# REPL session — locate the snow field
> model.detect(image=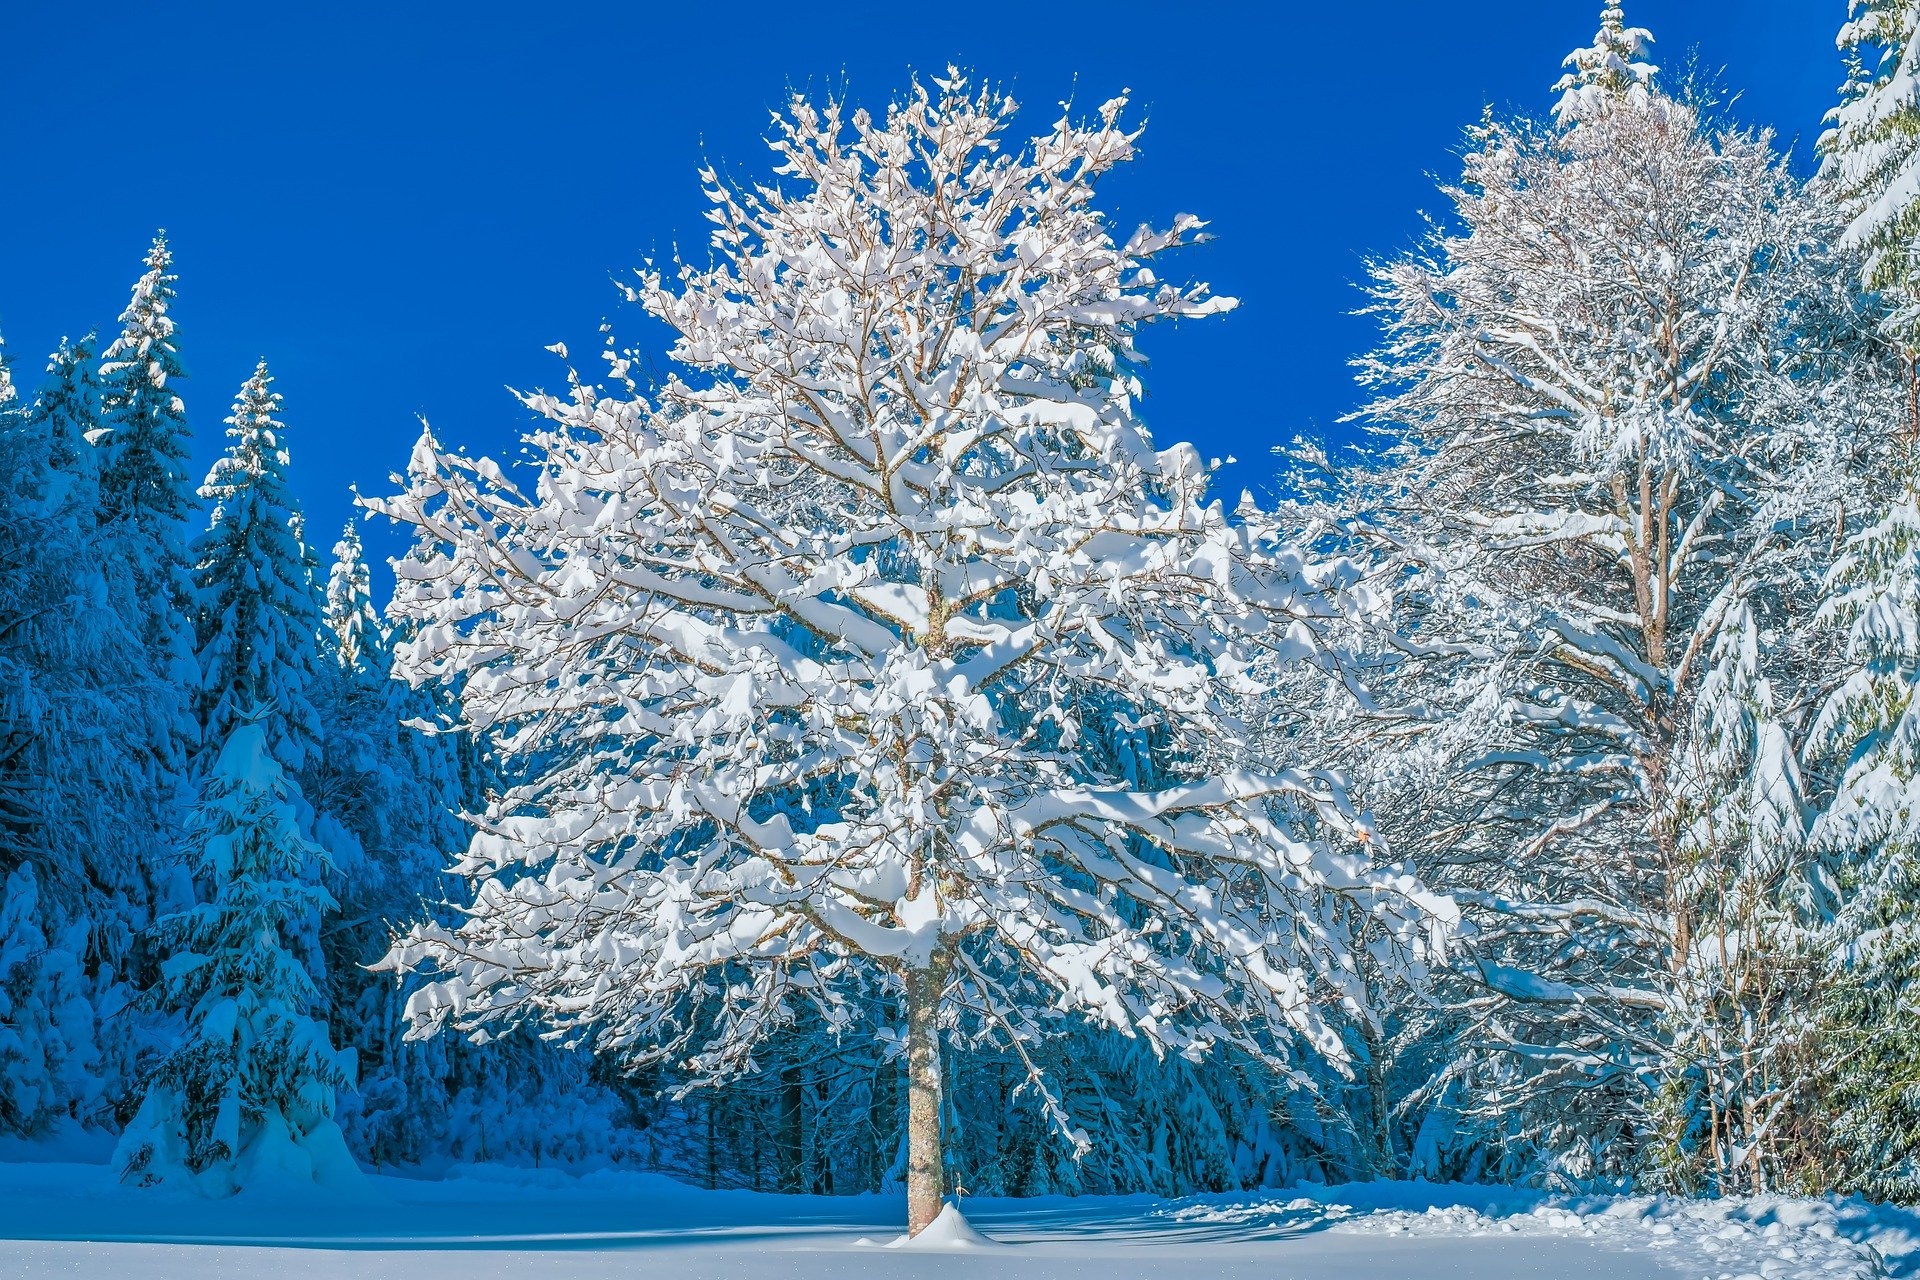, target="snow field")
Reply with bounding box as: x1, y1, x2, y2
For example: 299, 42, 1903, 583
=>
0, 1161, 1913, 1280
